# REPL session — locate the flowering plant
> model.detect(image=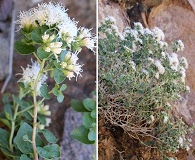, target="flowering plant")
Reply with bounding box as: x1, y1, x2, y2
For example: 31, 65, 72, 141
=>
0, 2, 95, 160
98, 18, 192, 159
